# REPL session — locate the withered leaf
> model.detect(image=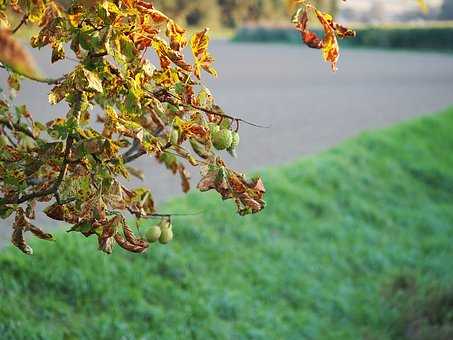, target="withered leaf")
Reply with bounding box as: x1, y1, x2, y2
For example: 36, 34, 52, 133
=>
0, 29, 42, 79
